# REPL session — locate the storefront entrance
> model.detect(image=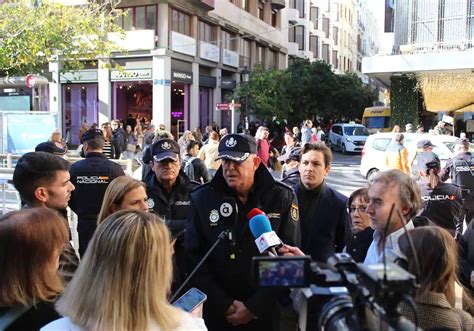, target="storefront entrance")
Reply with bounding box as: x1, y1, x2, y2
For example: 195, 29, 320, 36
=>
171, 81, 189, 139
113, 81, 152, 127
